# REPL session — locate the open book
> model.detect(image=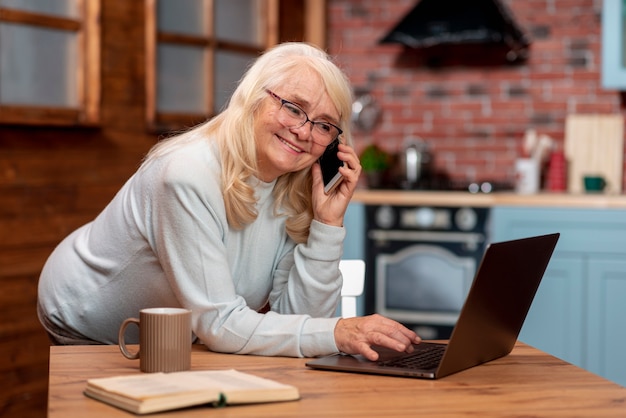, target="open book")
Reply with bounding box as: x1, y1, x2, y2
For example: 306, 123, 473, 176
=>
84, 369, 300, 414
